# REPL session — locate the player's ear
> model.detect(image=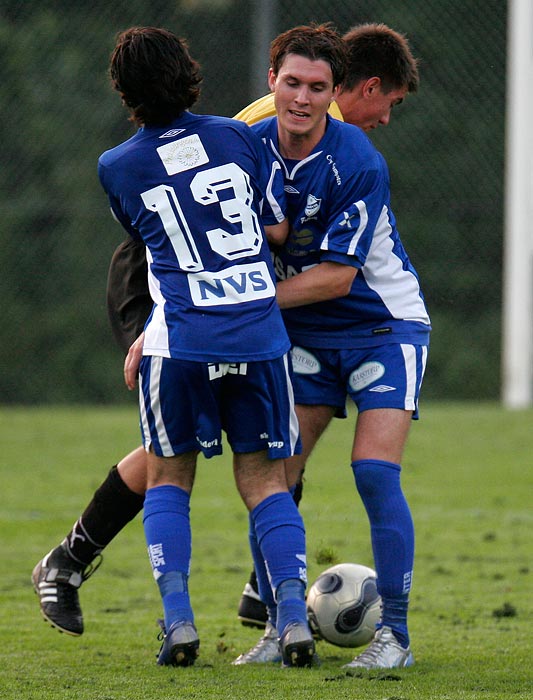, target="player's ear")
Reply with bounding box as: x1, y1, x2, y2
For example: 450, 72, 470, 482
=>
267, 68, 276, 92
363, 76, 381, 98
331, 84, 340, 102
